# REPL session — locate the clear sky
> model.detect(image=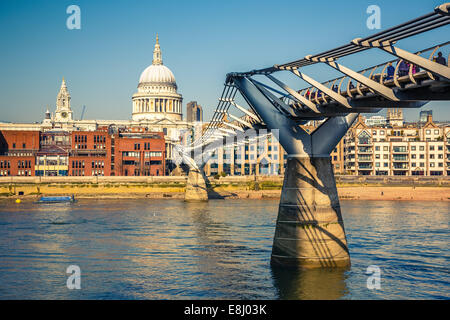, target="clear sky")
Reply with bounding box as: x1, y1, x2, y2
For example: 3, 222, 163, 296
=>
0, 0, 448, 123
